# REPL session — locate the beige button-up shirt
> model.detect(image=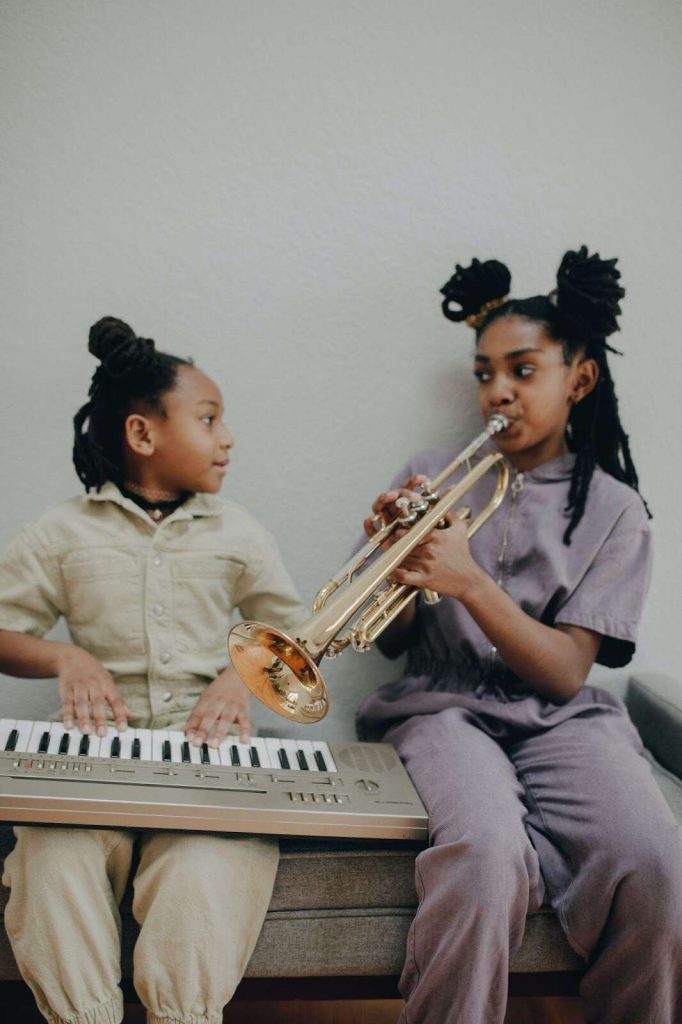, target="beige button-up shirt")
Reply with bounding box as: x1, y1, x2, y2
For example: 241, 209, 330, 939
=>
0, 482, 307, 722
